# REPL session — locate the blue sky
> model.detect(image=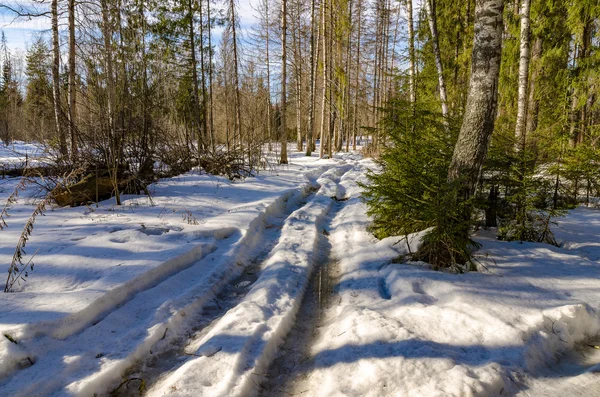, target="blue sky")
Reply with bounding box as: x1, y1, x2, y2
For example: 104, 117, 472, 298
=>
0, 0, 51, 52
1, 18, 49, 54
0, 0, 257, 54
